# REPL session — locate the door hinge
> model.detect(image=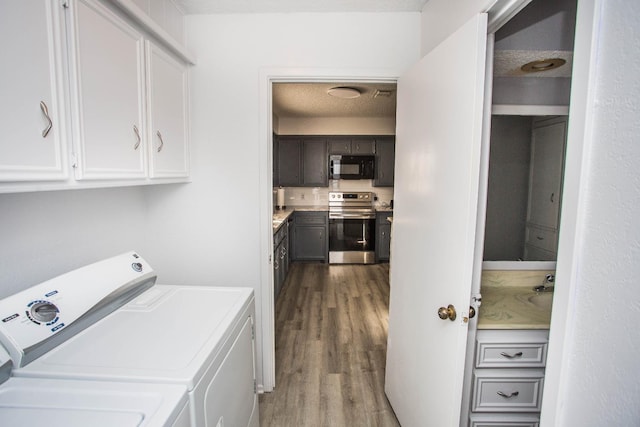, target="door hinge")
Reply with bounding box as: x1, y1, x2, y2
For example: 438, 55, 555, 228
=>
253, 379, 257, 394
251, 324, 255, 340
71, 153, 78, 169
